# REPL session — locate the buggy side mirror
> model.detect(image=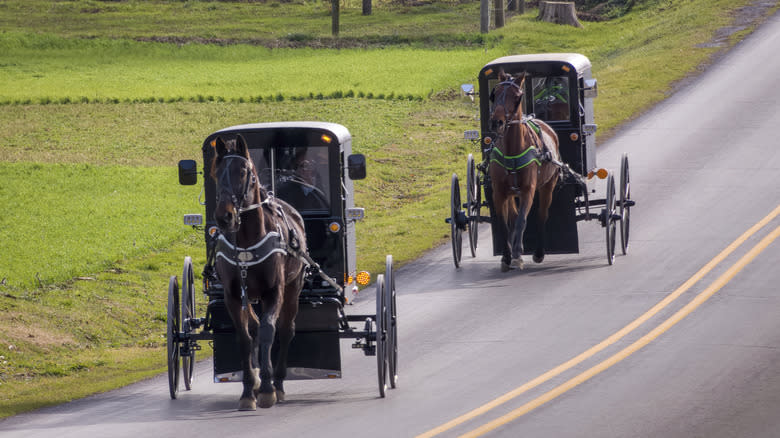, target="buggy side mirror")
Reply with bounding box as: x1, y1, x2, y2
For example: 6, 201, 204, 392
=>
178, 159, 198, 185
583, 79, 598, 99
347, 154, 366, 180
461, 83, 475, 102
